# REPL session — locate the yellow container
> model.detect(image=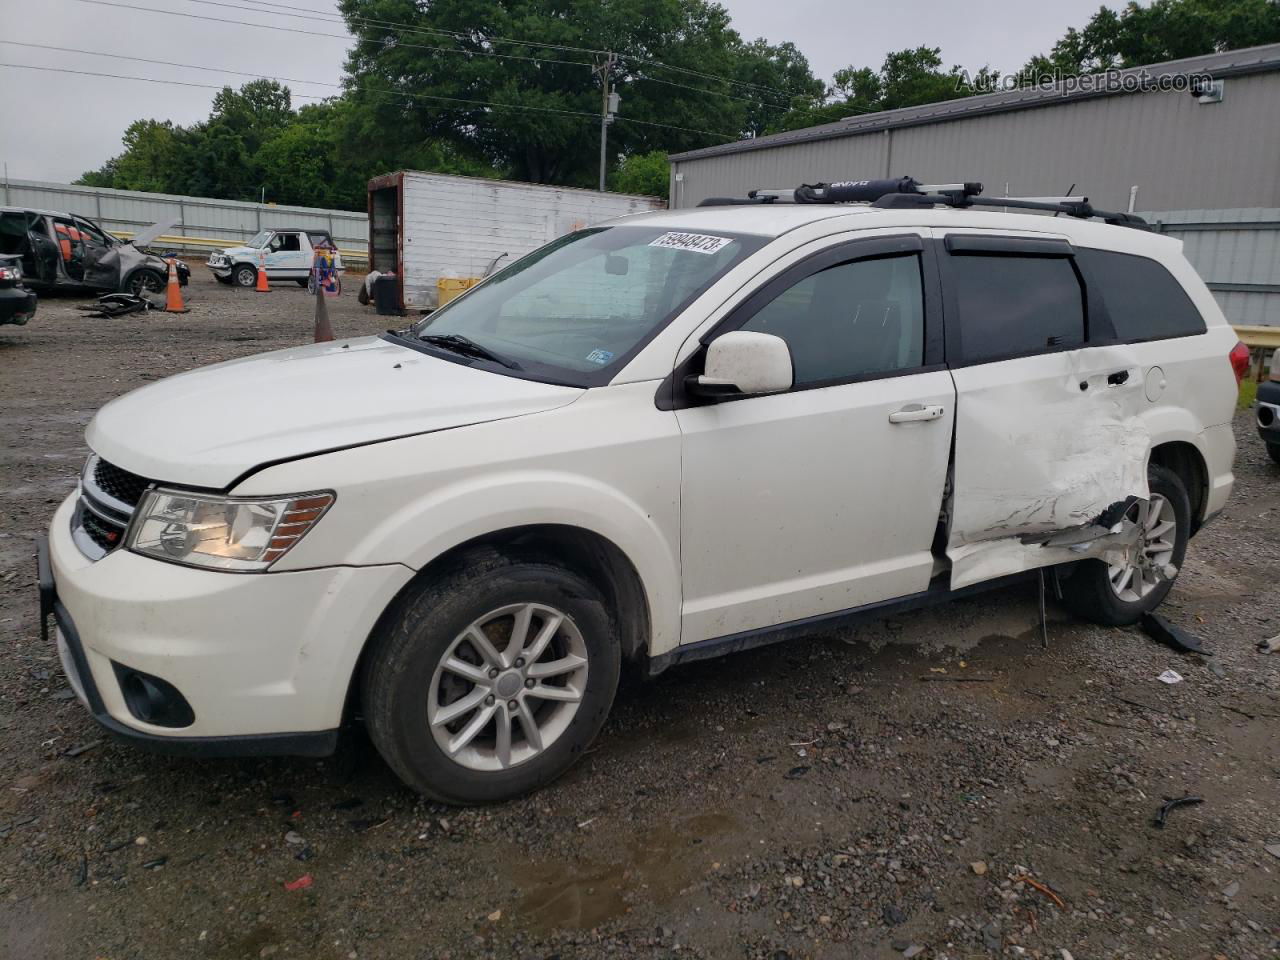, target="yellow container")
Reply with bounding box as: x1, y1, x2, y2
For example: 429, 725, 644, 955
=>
437, 276, 482, 306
